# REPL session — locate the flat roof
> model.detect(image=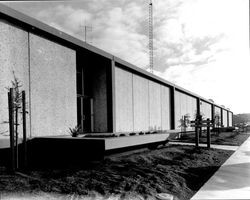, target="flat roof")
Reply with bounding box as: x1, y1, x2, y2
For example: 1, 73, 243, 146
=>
0, 3, 113, 60
0, 3, 232, 113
